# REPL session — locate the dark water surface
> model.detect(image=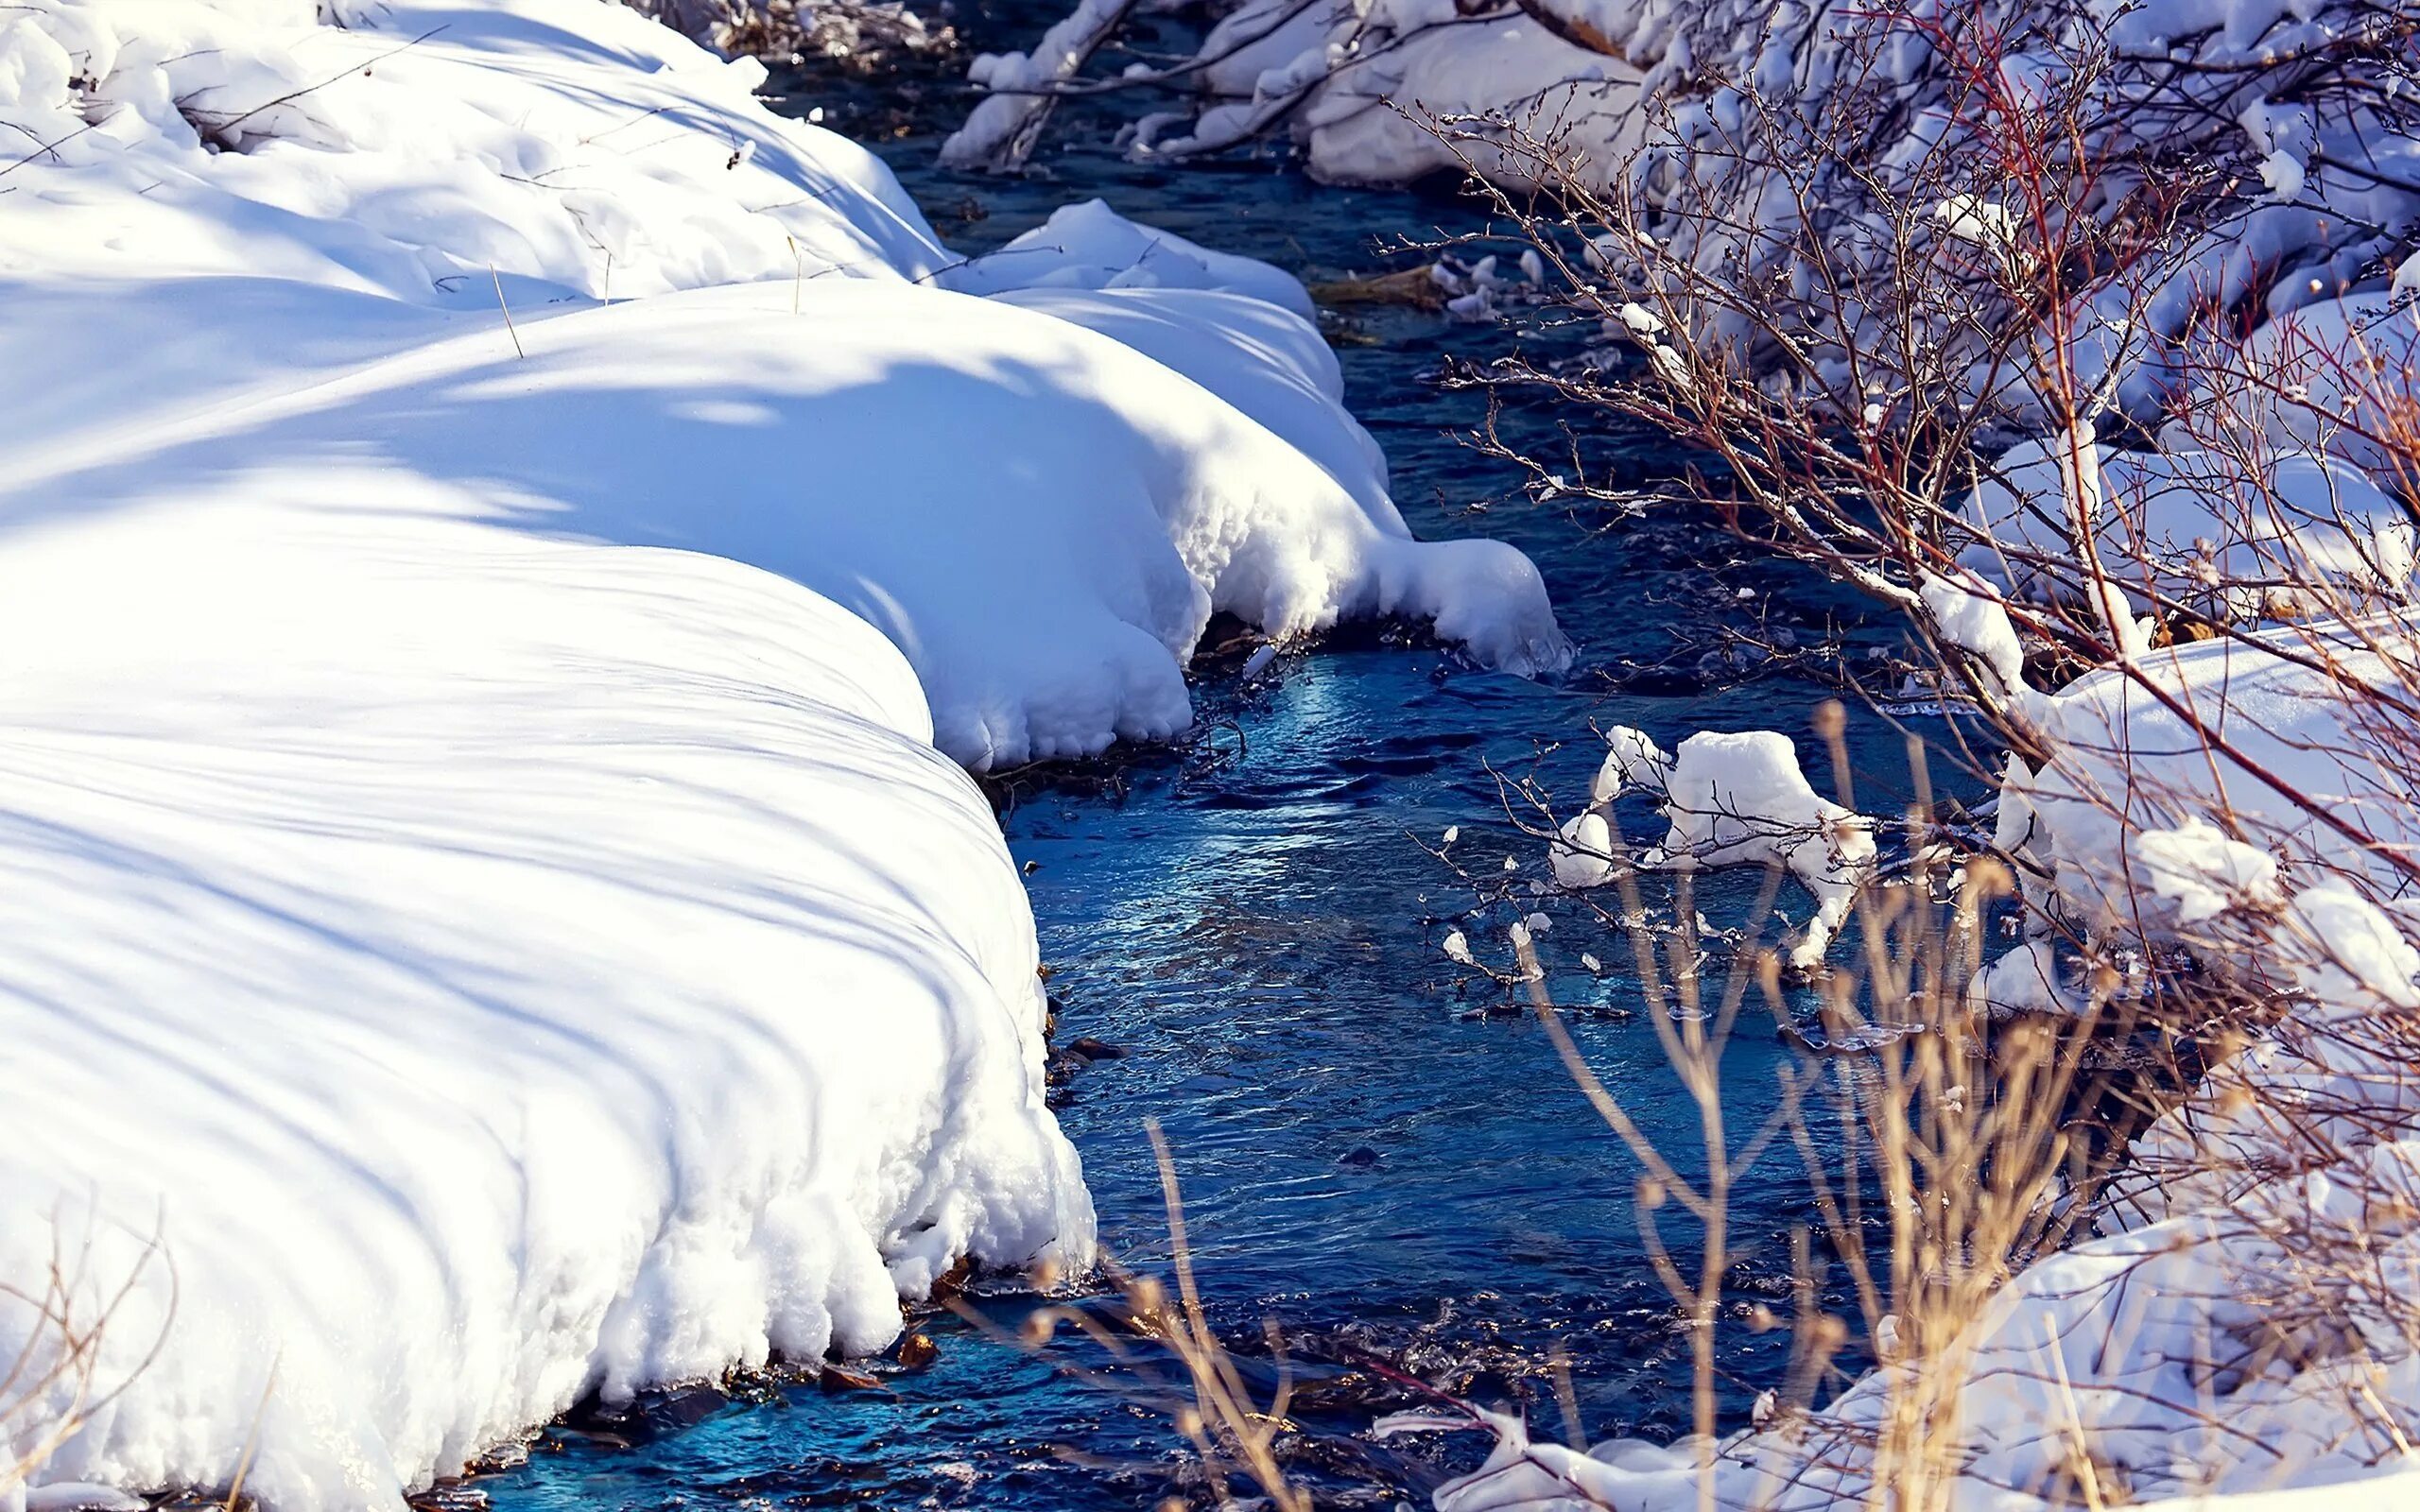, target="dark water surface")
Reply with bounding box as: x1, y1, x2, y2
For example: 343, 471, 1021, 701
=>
484, 18, 1969, 1510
